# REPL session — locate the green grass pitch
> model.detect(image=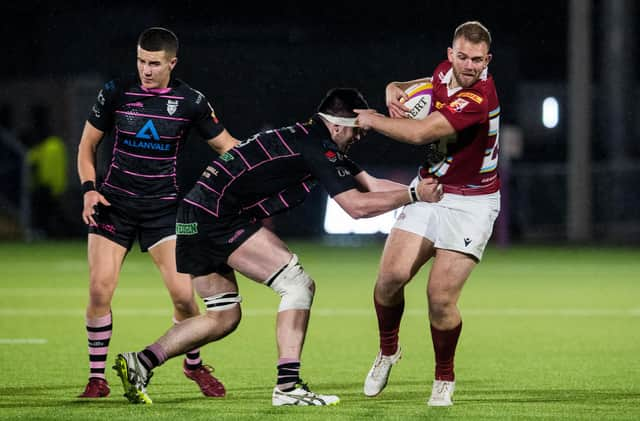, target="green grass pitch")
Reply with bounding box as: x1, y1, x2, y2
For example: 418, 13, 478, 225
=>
0, 240, 638, 420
